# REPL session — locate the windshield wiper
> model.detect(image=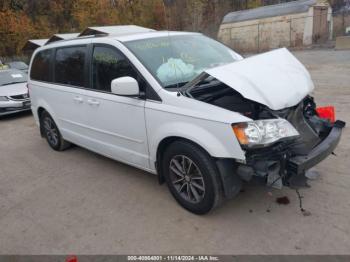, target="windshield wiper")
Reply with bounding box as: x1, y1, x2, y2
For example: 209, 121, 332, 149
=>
1, 81, 25, 86
164, 81, 189, 90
